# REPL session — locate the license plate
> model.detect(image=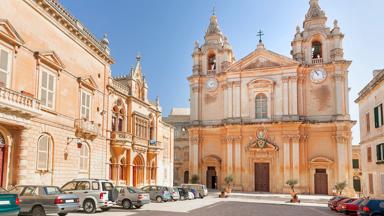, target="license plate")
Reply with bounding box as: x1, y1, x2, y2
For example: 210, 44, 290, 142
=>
0, 200, 10, 205
66, 199, 74, 203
